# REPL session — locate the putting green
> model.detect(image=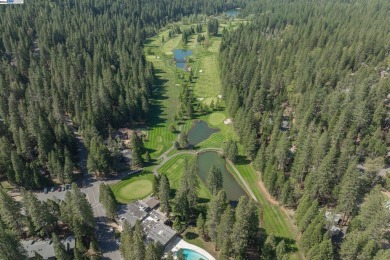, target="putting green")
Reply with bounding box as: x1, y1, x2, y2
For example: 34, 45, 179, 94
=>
111, 173, 153, 204
208, 112, 226, 126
